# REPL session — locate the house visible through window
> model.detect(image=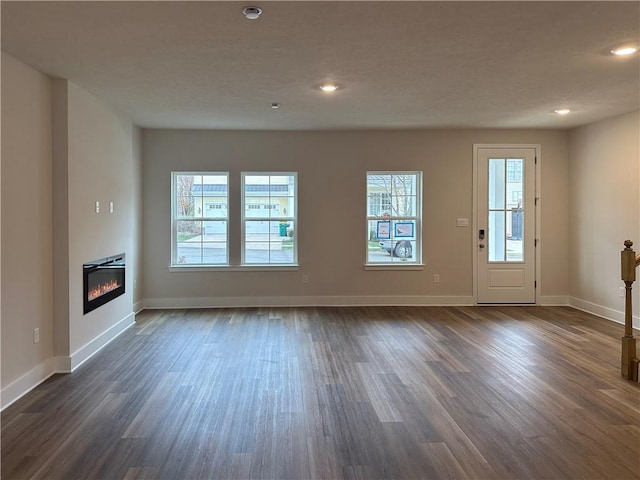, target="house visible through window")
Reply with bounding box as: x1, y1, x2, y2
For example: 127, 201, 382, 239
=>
367, 172, 422, 264
507, 160, 523, 182
368, 192, 392, 216
172, 172, 229, 265
242, 173, 297, 265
